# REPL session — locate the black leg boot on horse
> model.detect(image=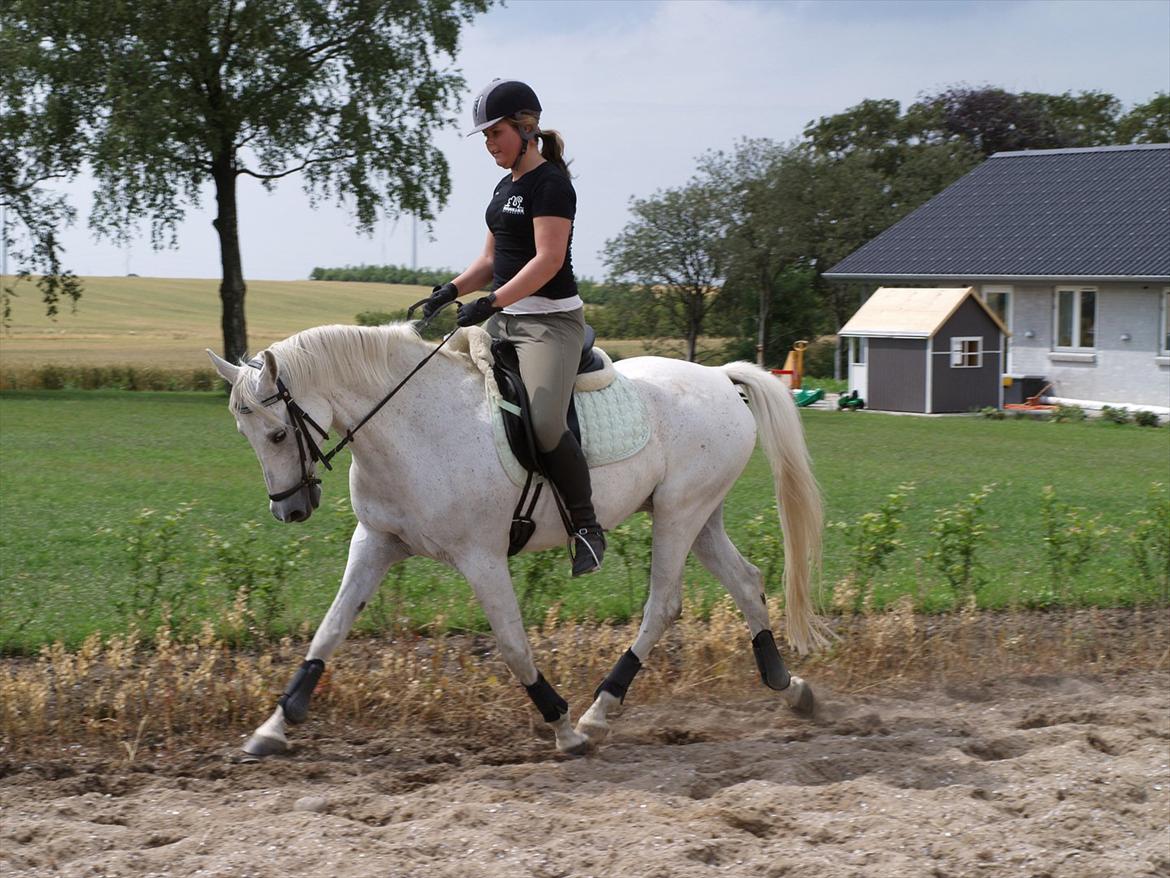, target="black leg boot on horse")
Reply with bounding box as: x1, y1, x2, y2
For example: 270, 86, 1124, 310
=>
541, 431, 606, 576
